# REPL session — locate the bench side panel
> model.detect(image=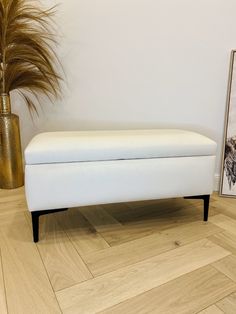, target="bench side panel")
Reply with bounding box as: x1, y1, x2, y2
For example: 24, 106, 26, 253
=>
25, 156, 216, 211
